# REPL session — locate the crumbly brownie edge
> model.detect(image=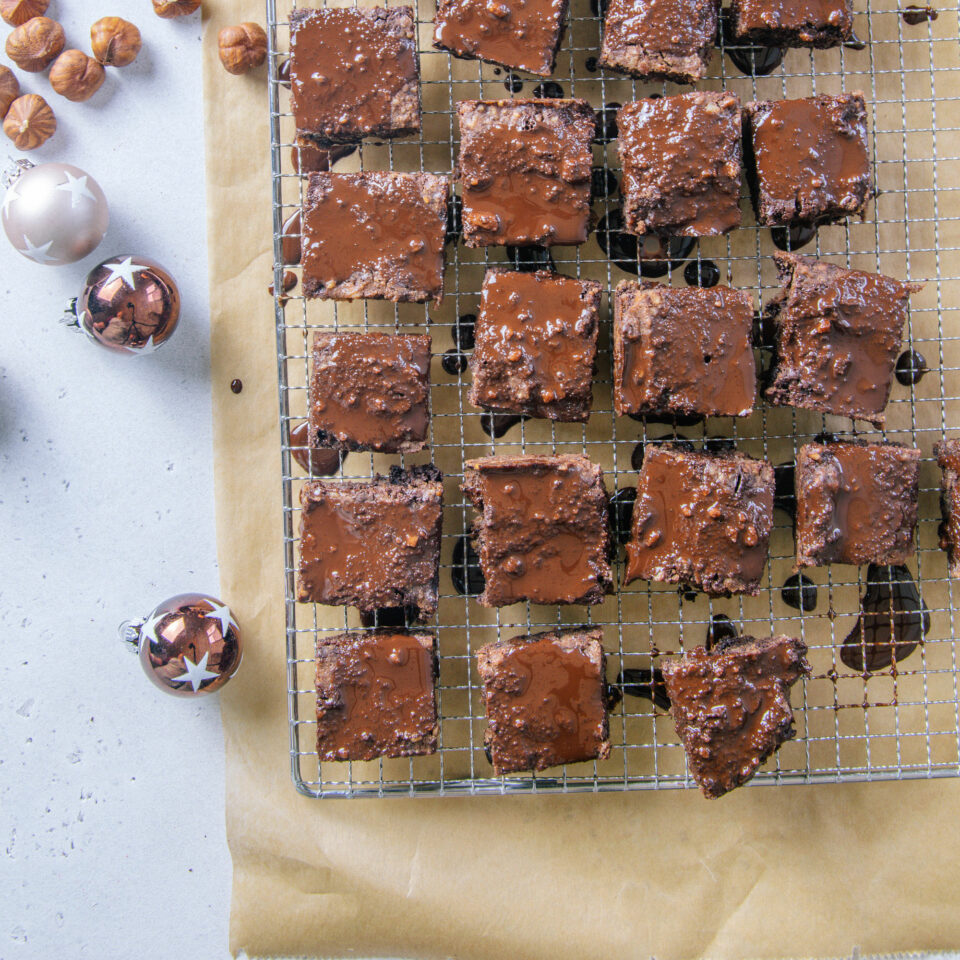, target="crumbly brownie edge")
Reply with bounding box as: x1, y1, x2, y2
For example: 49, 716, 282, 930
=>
936, 440, 960, 578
